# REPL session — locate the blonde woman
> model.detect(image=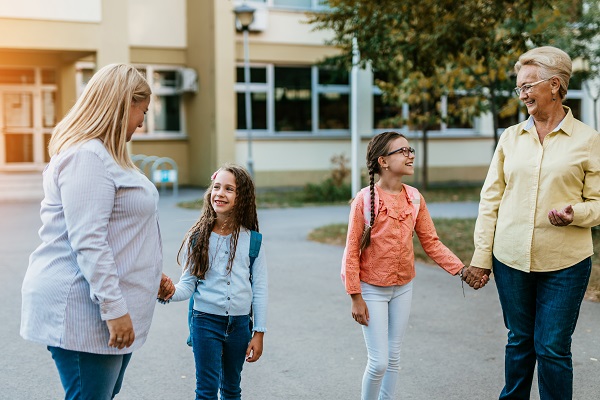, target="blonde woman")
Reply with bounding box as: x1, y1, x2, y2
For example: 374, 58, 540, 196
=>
21, 64, 164, 400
